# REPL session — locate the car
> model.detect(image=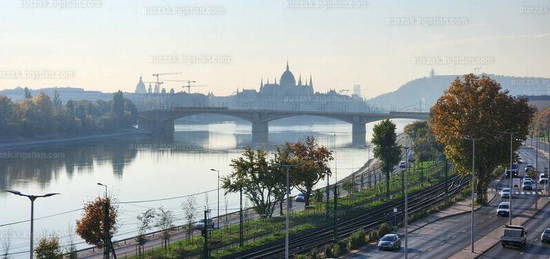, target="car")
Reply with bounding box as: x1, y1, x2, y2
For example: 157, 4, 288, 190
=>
378, 234, 401, 250
541, 226, 550, 243
500, 188, 511, 199
295, 193, 305, 202
501, 225, 527, 249
522, 181, 533, 190
525, 165, 535, 172
505, 170, 519, 178
497, 202, 510, 216
399, 161, 406, 169
194, 218, 215, 230
540, 176, 549, 185
517, 158, 524, 164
